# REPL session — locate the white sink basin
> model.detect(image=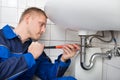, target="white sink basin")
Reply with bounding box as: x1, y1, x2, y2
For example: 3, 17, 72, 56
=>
44, 0, 120, 31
